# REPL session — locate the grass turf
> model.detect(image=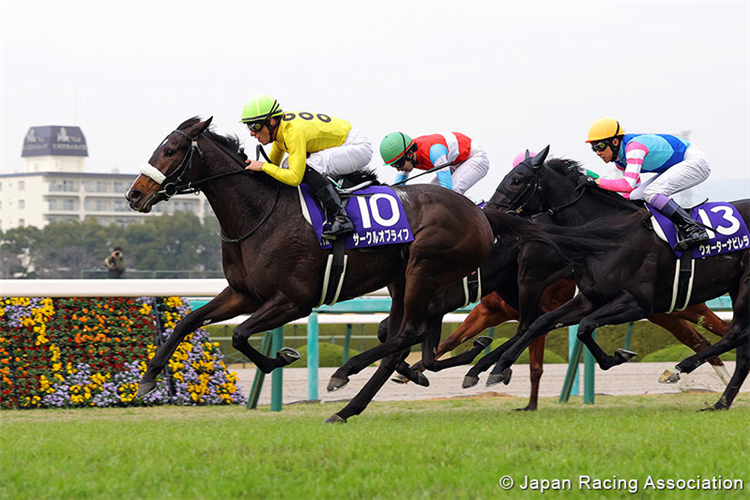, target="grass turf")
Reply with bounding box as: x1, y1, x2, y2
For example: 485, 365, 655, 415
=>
1, 393, 748, 500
